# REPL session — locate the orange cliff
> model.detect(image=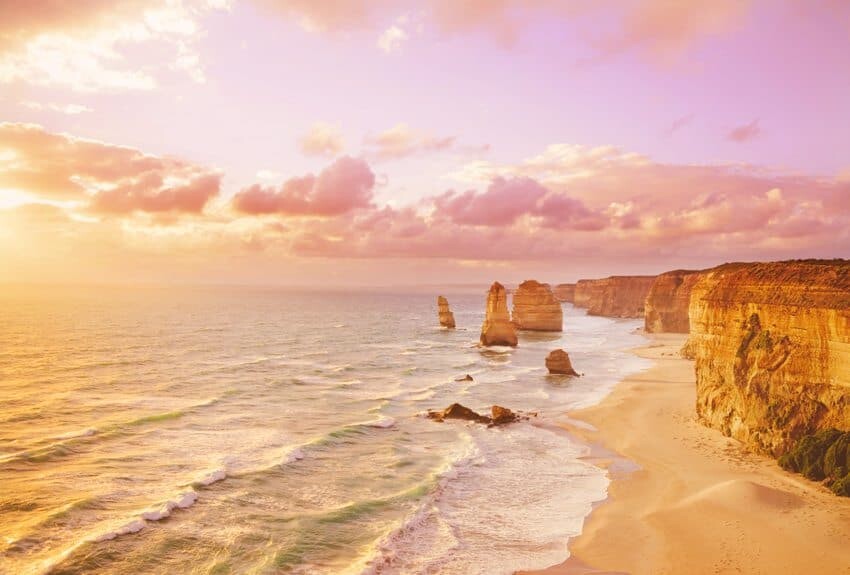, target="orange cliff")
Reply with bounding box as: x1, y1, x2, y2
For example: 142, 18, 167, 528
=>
480, 282, 518, 347
511, 280, 563, 332
573, 276, 656, 318
686, 260, 850, 456
644, 270, 703, 333
553, 283, 575, 303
